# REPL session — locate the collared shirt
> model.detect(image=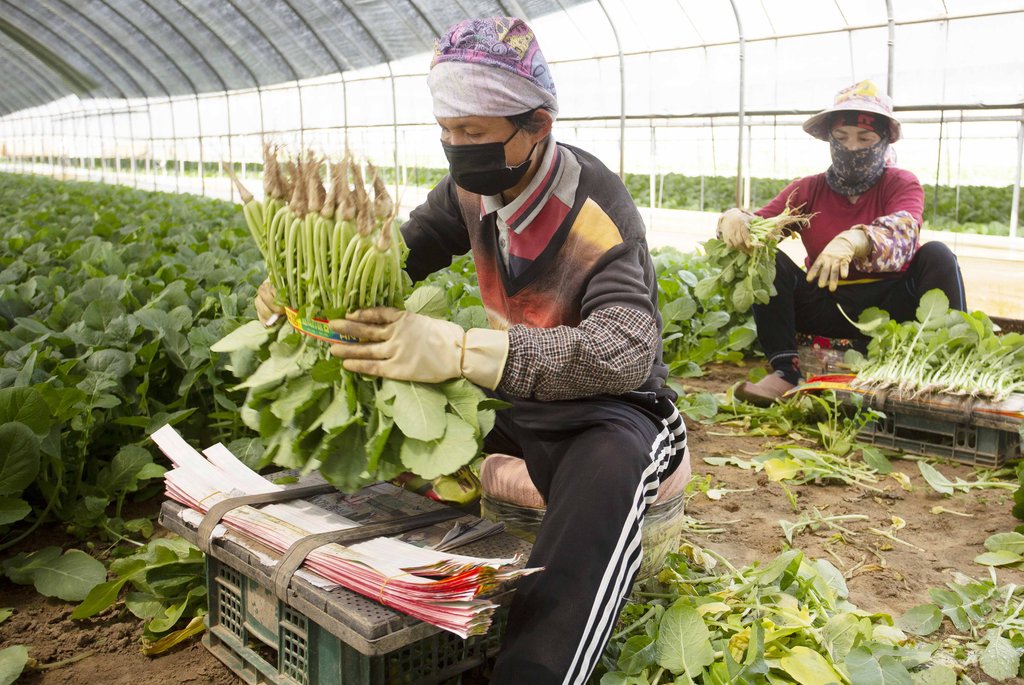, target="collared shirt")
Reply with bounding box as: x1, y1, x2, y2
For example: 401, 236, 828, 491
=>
481, 135, 581, 278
